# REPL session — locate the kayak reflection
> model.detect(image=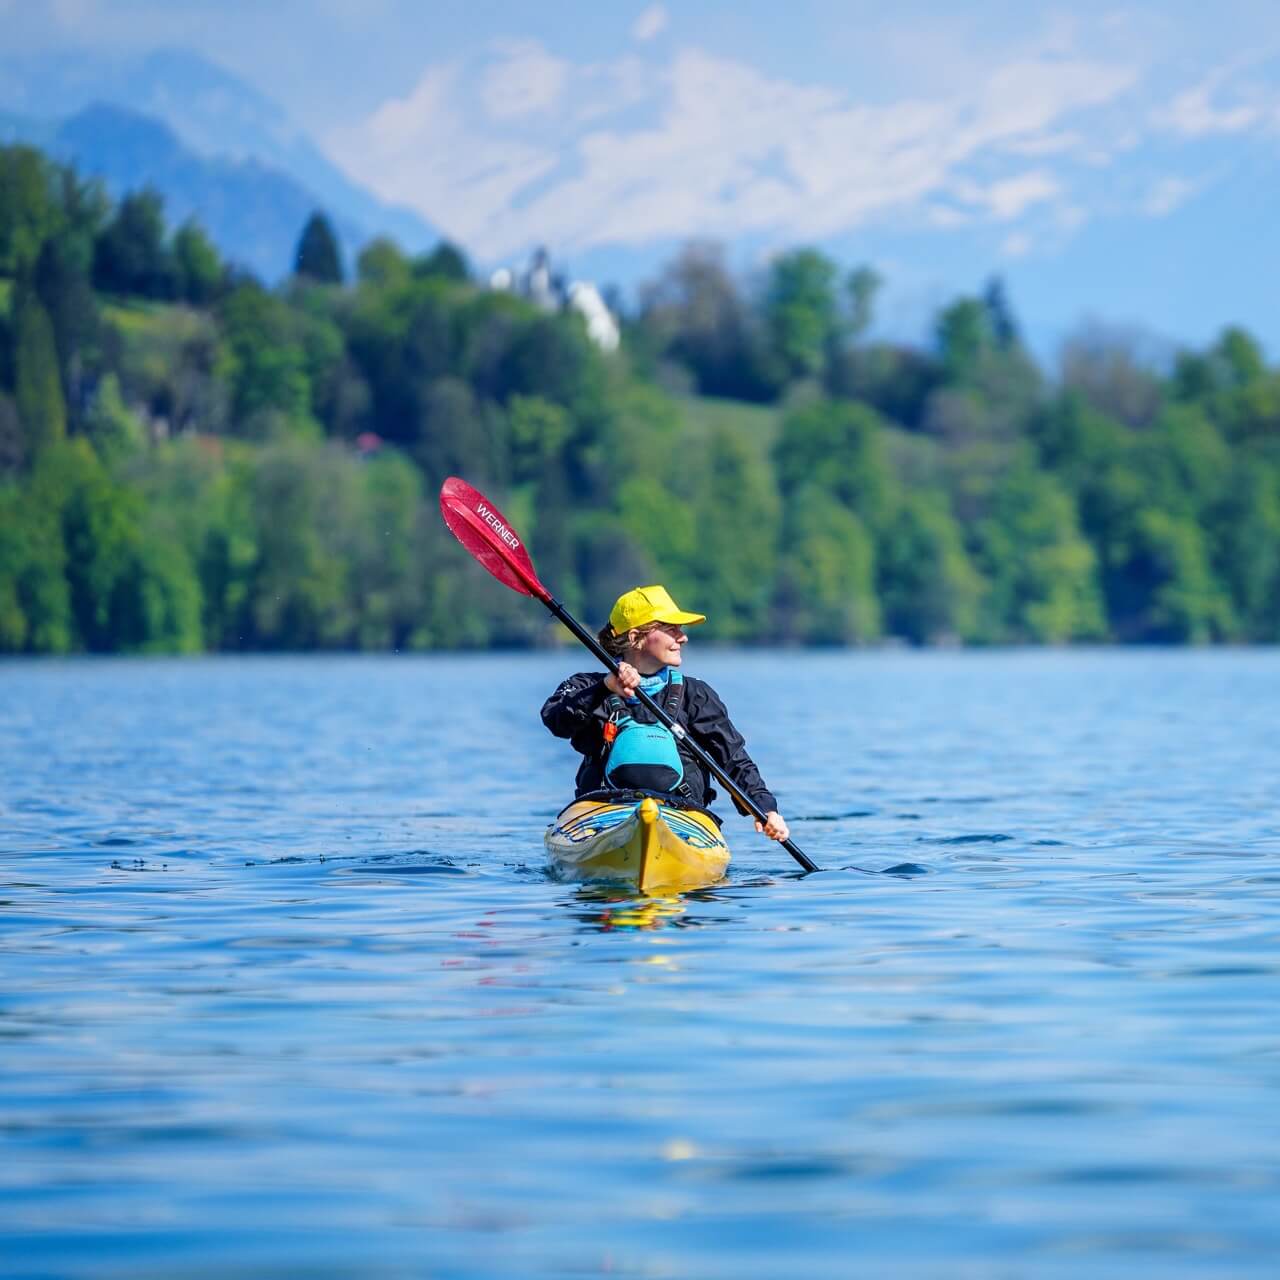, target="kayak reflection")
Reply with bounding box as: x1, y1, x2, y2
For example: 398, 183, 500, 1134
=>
566, 885, 729, 932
